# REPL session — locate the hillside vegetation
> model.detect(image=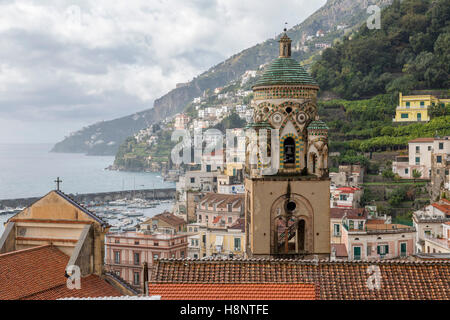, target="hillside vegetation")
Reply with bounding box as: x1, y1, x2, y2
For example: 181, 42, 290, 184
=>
312, 0, 450, 99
